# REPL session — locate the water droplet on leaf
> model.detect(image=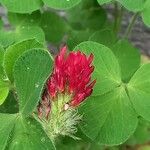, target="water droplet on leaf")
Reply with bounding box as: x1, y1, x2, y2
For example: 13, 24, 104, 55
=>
35, 83, 39, 88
